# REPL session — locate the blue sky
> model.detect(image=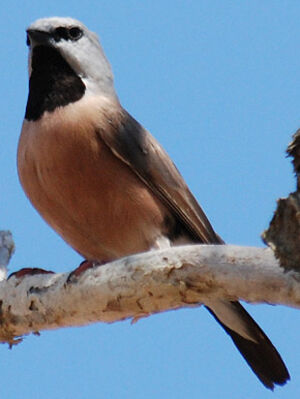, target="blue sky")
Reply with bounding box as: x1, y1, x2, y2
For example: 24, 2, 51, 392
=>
1, 1, 300, 398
